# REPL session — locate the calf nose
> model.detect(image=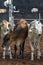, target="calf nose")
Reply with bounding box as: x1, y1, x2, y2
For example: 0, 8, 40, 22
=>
7, 29, 9, 31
